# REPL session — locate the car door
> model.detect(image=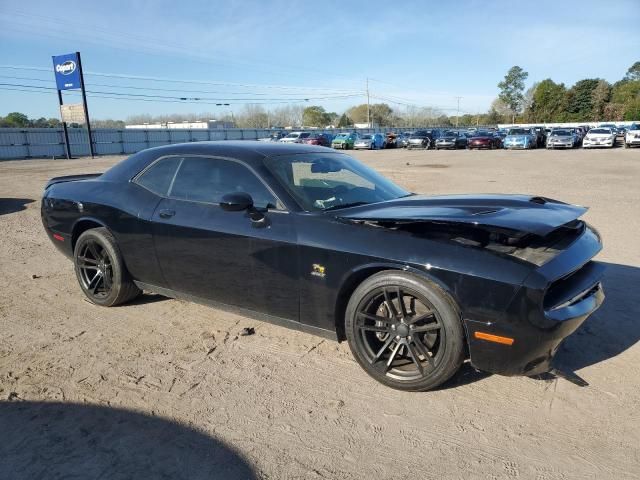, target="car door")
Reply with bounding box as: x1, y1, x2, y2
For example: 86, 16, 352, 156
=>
151, 155, 299, 320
